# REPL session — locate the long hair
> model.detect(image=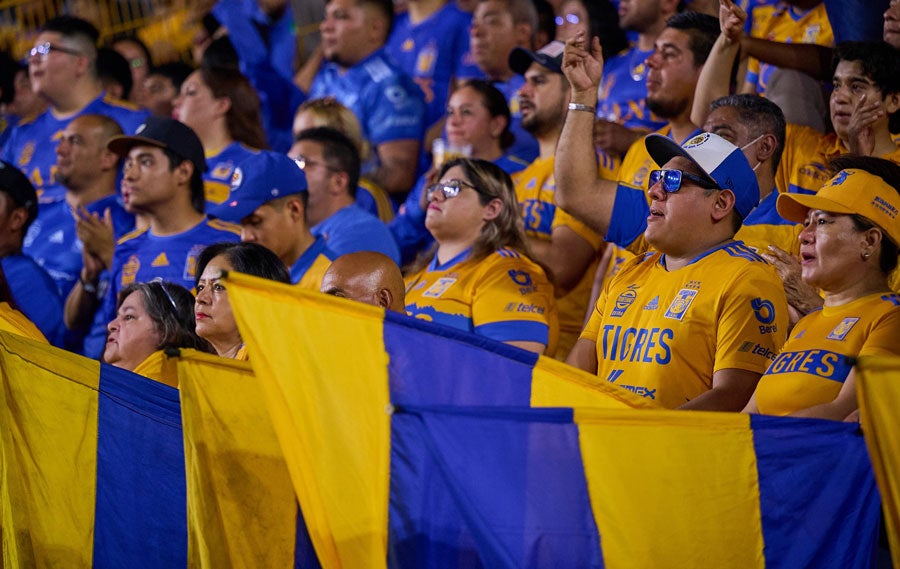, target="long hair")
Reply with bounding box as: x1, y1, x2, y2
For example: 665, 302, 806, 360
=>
455, 79, 514, 150
294, 97, 371, 162
200, 66, 269, 150
116, 281, 213, 353
195, 242, 291, 286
